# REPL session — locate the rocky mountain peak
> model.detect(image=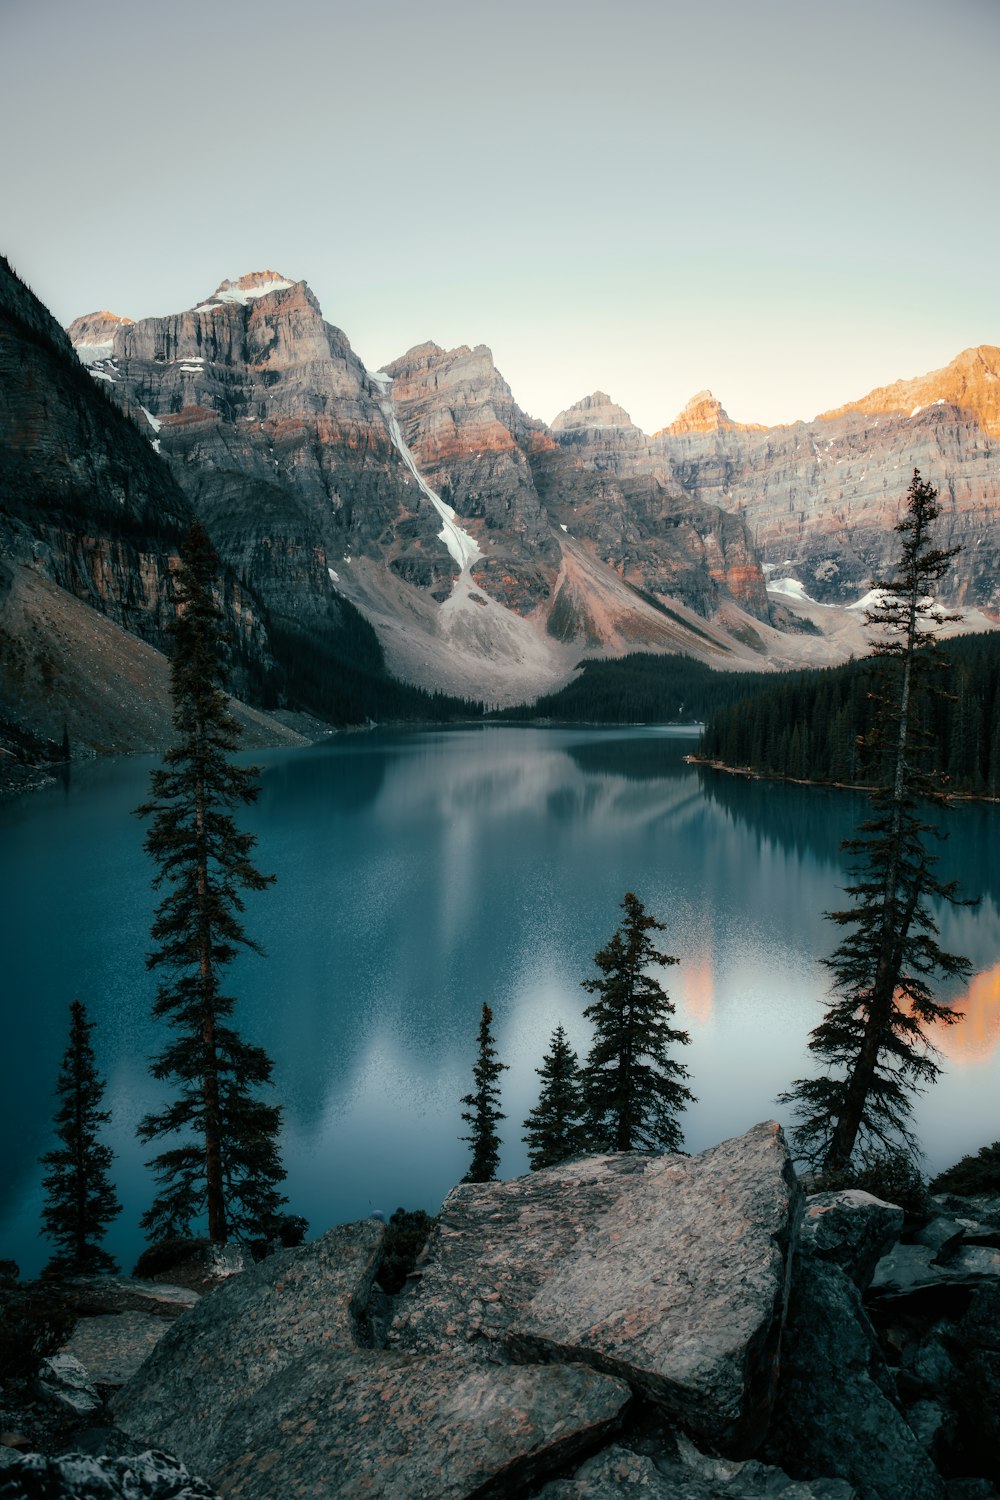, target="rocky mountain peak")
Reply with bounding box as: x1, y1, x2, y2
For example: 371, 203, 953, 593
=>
658, 390, 765, 437
67, 310, 135, 363
551, 392, 638, 433
819, 343, 1000, 437
199, 270, 297, 308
